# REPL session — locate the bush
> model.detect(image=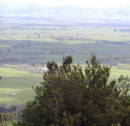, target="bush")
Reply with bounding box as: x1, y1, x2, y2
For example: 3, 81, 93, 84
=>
15, 55, 130, 126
